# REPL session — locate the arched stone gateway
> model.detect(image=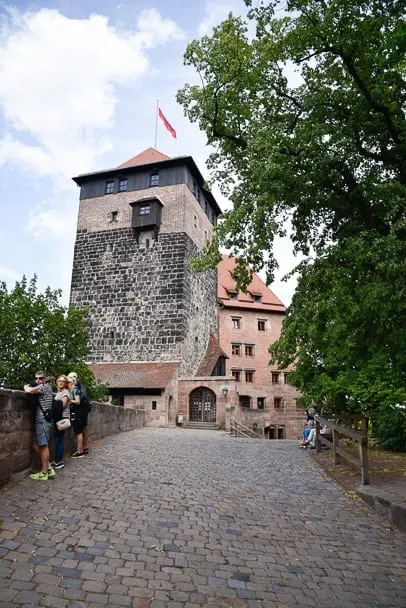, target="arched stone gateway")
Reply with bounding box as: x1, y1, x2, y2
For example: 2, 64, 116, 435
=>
189, 387, 216, 423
